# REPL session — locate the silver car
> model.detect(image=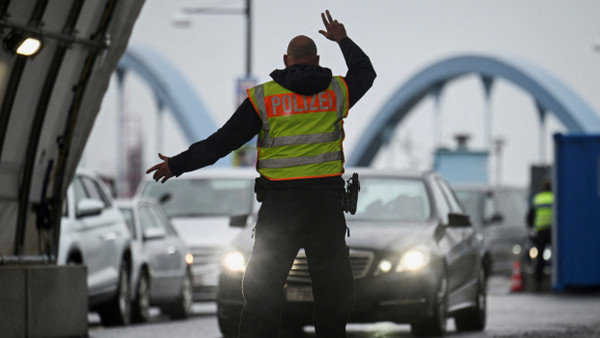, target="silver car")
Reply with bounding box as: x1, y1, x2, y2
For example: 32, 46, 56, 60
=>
453, 184, 529, 276
58, 169, 133, 326
116, 198, 193, 322
136, 167, 258, 301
